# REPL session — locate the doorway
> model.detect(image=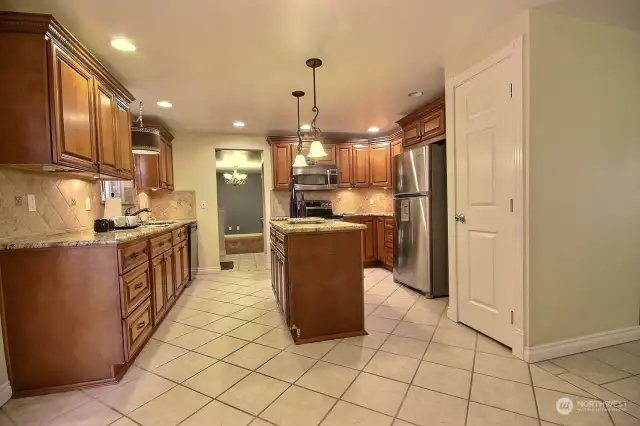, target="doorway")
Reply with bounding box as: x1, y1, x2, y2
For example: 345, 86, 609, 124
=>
446, 37, 525, 358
